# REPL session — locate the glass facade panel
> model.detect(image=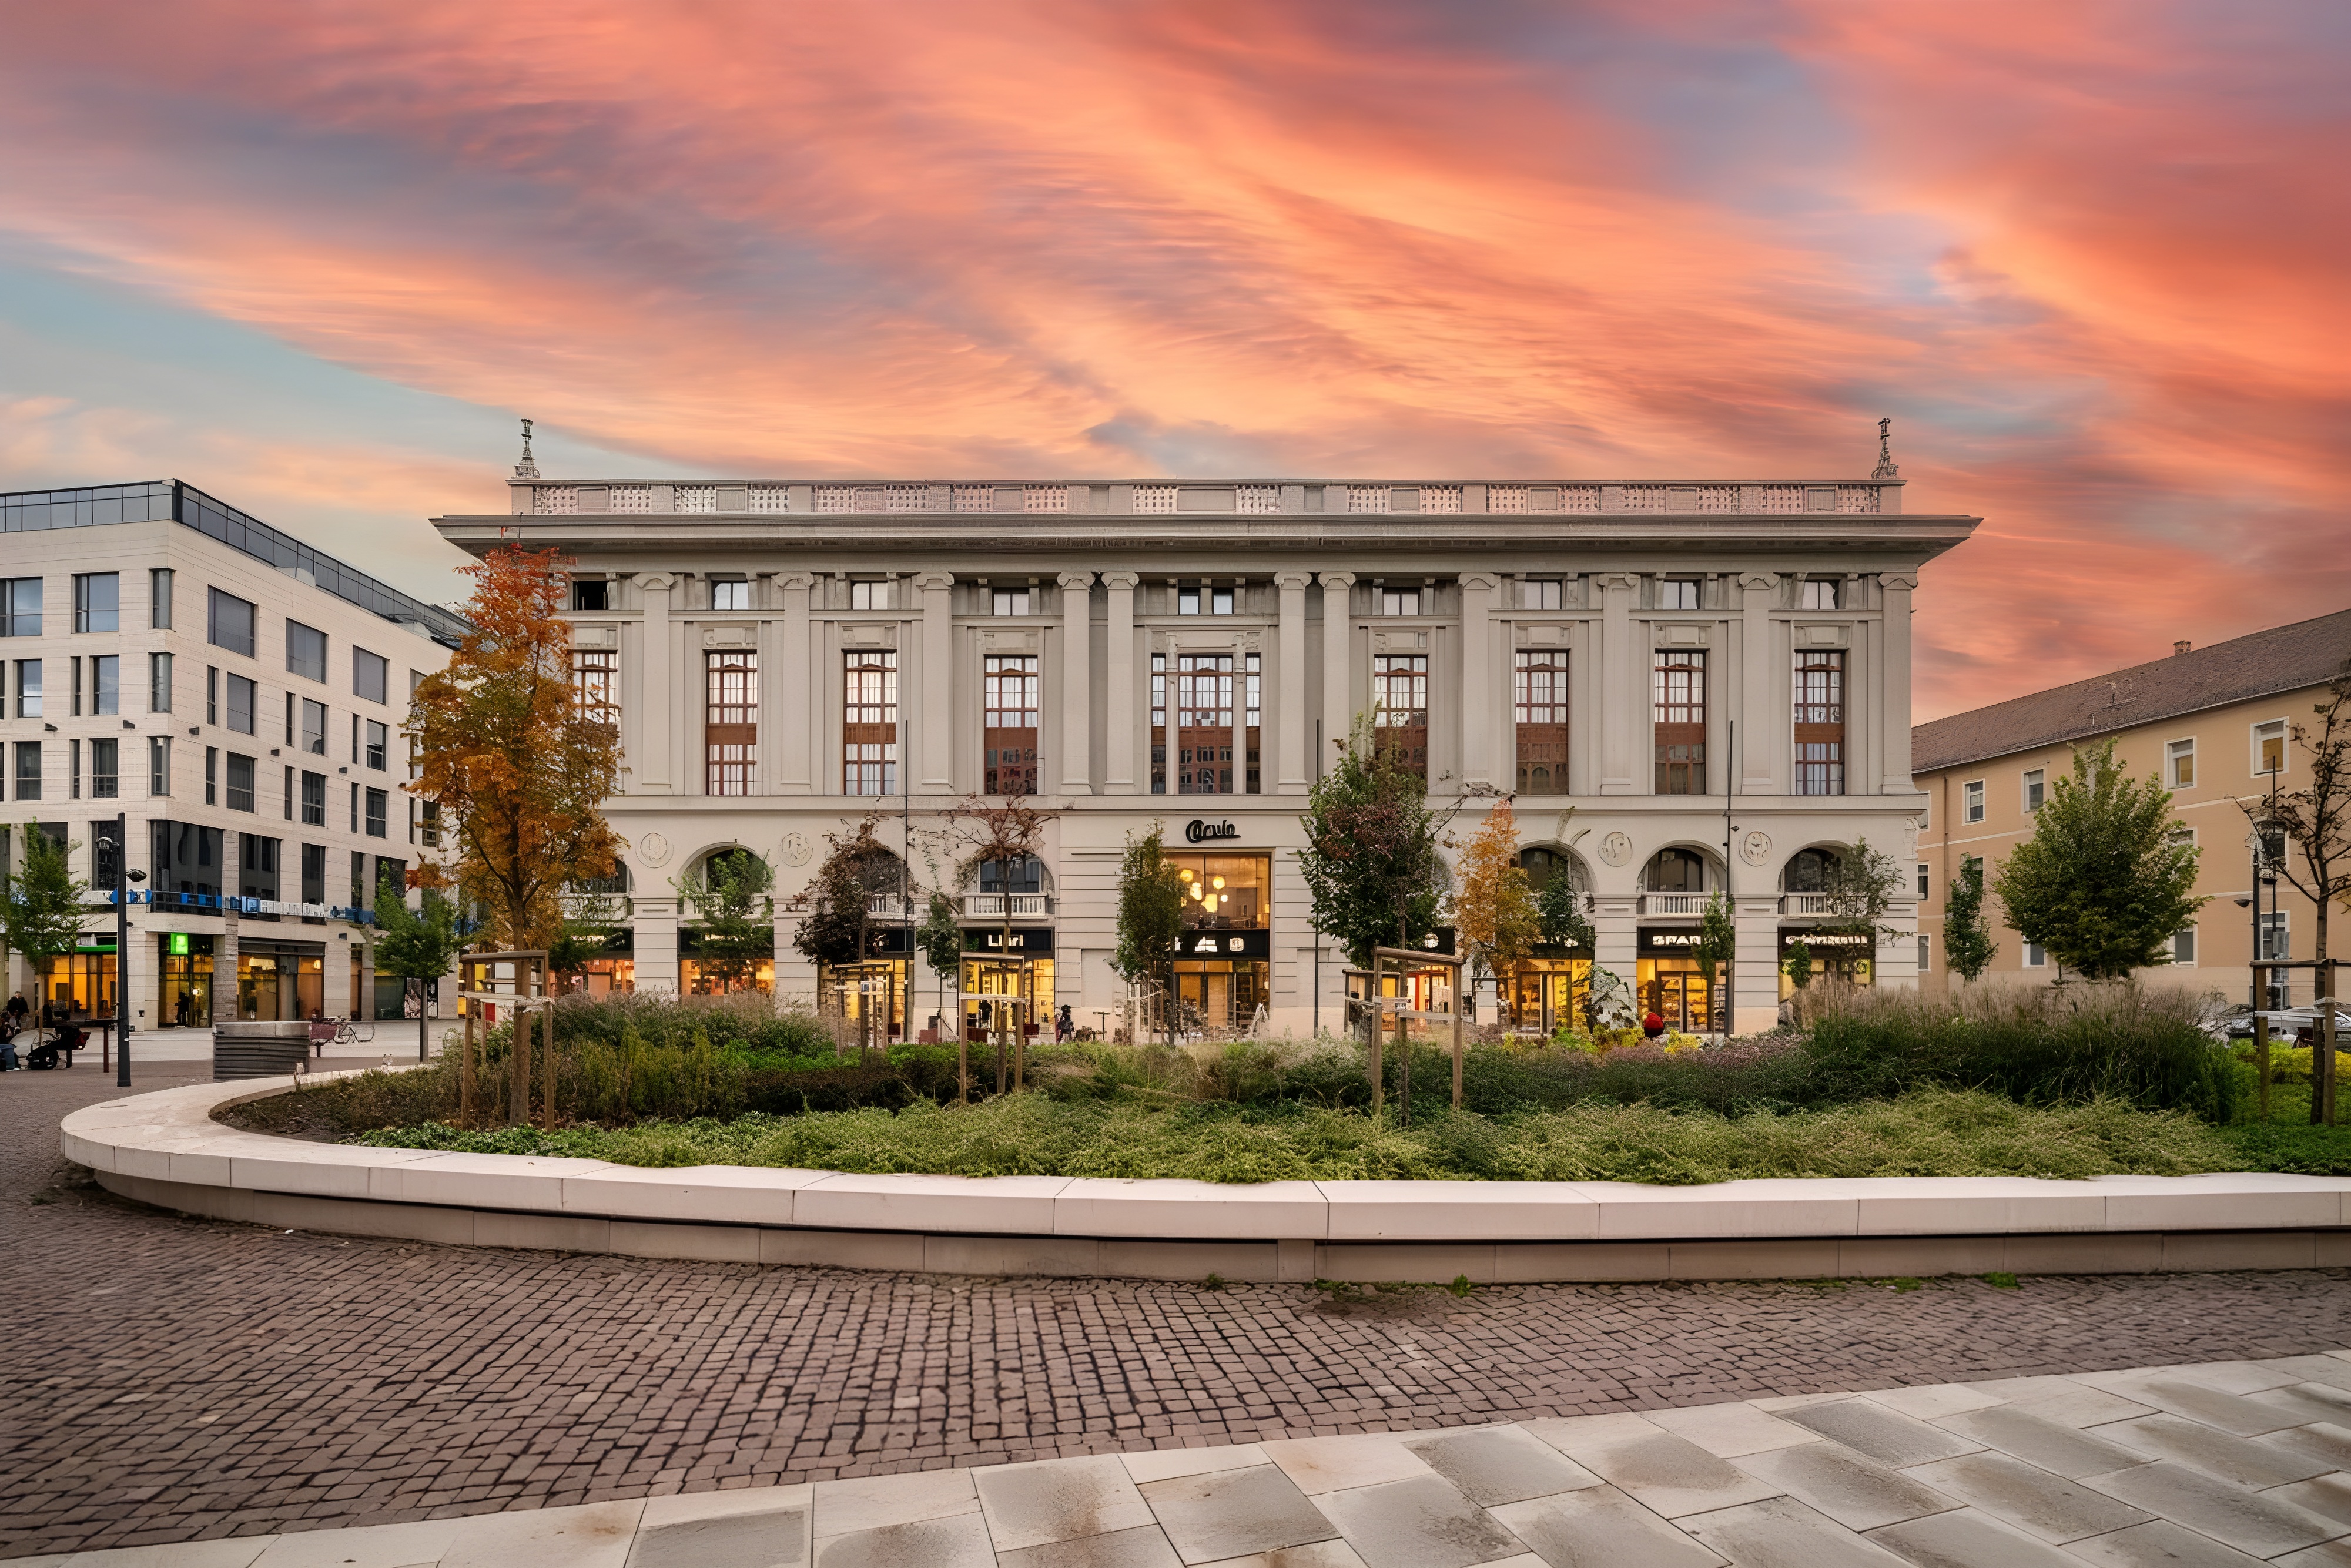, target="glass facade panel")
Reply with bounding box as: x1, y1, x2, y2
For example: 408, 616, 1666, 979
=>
983, 654, 1039, 795
73, 572, 119, 632
208, 588, 256, 657
1653, 650, 1705, 793
1792, 649, 1844, 796
1514, 648, 1567, 793
1372, 654, 1428, 780
841, 649, 894, 796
